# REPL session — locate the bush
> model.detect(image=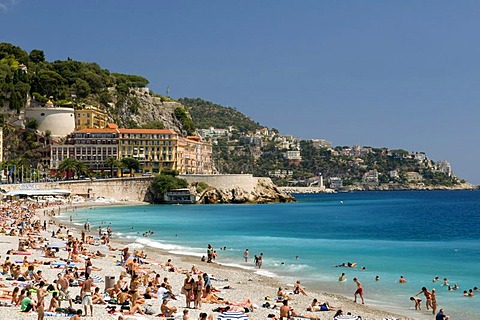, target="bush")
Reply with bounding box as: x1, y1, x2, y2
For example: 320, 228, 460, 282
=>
195, 182, 209, 193
152, 174, 188, 194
